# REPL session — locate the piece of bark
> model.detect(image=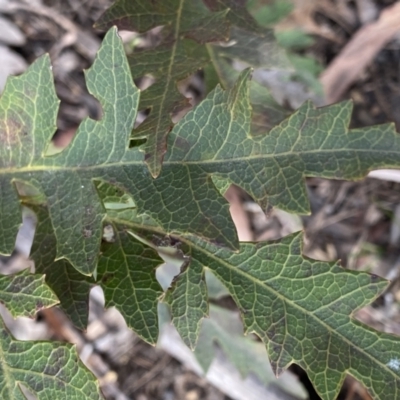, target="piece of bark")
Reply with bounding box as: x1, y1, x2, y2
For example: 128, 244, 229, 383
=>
225, 186, 254, 242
